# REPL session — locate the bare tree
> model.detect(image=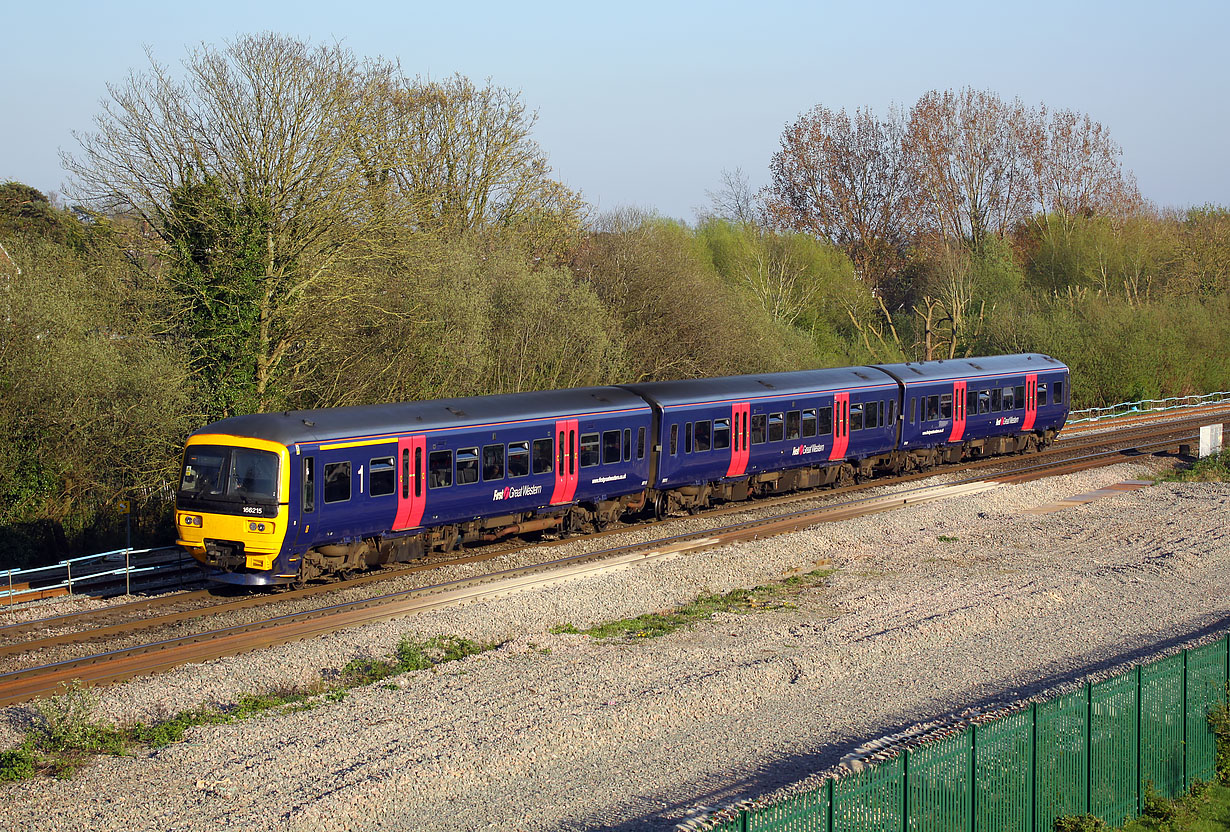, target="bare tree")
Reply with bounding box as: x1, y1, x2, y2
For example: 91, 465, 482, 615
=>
764, 105, 918, 291
703, 167, 761, 225
905, 88, 1040, 251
